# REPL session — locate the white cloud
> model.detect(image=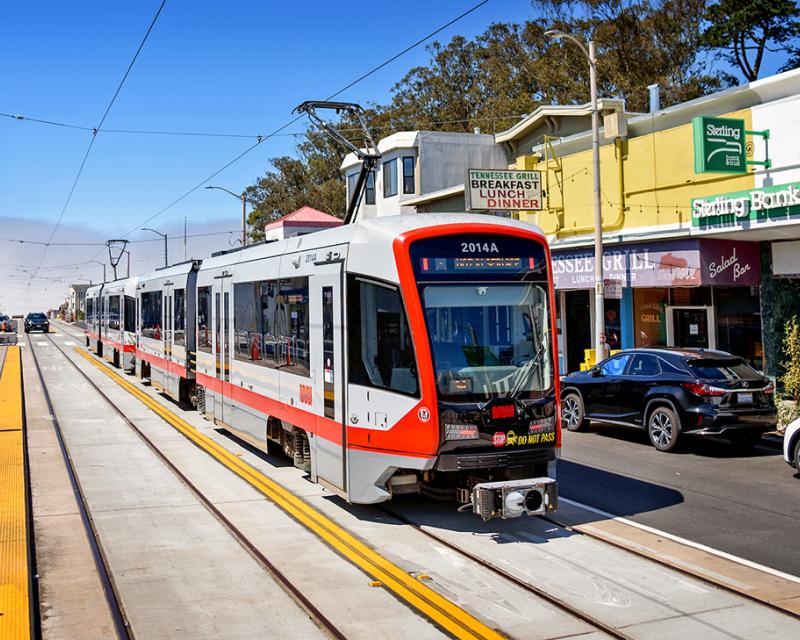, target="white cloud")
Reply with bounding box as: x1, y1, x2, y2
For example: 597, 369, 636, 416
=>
0, 215, 240, 314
